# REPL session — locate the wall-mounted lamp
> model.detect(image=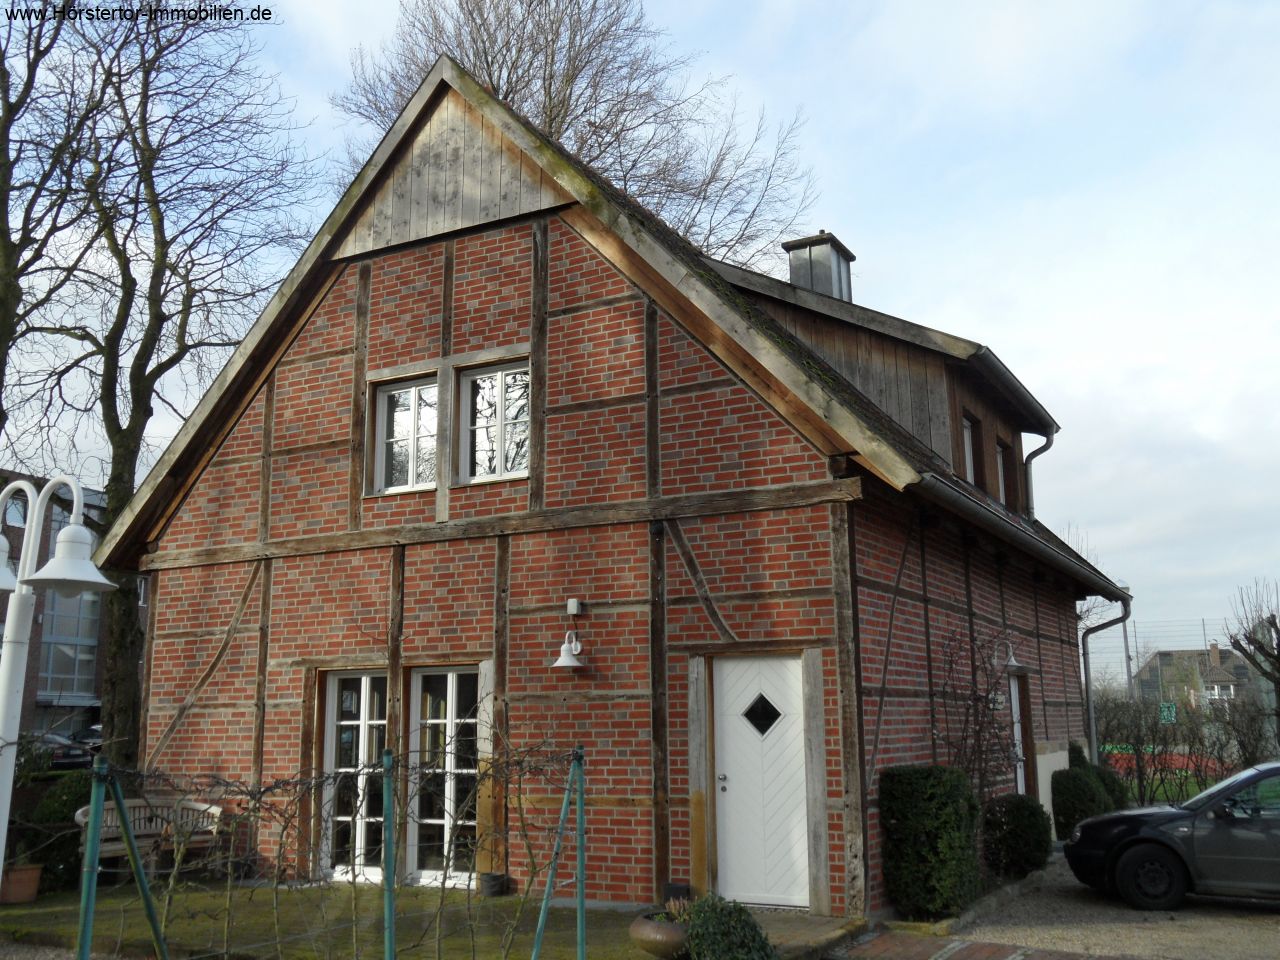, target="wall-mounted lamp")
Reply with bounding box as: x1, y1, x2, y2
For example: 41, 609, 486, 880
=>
553, 598, 584, 669
995, 639, 1030, 677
